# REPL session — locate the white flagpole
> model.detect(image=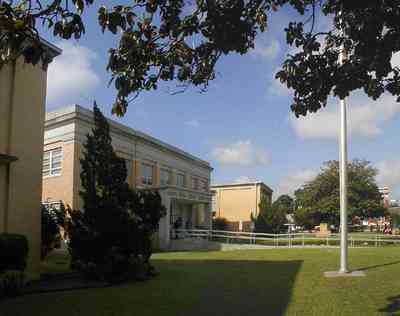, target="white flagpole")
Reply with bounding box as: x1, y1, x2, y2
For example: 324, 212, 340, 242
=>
339, 13, 349, 274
